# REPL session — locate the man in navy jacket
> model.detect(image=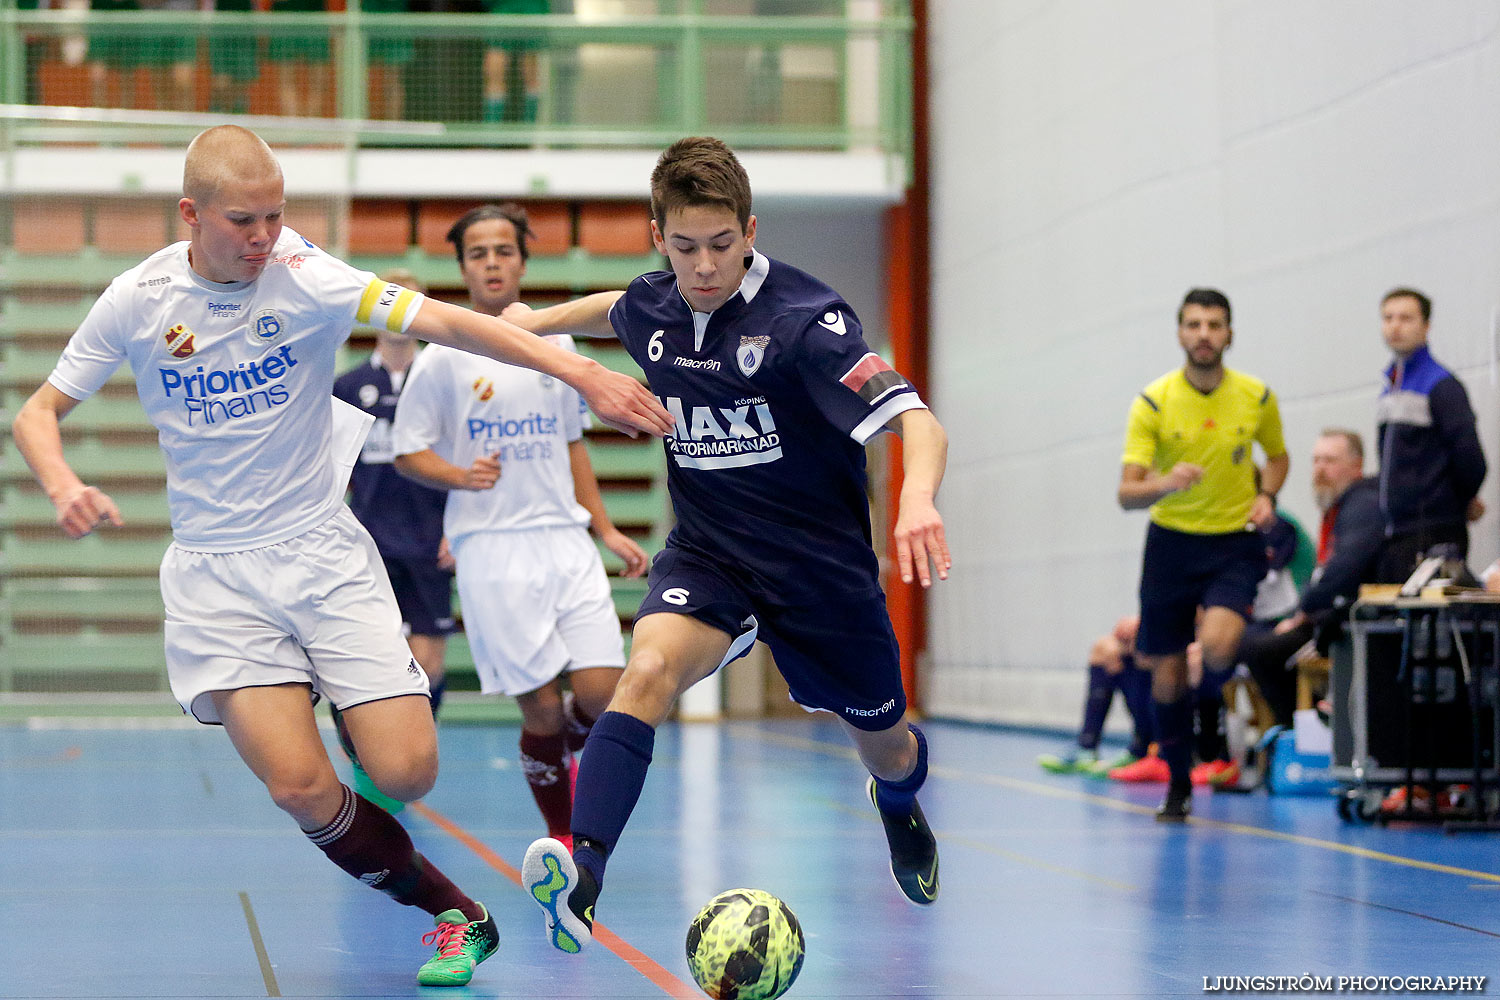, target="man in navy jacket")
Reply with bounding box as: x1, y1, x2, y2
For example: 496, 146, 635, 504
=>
1373, 287, 1486, 583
